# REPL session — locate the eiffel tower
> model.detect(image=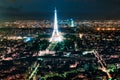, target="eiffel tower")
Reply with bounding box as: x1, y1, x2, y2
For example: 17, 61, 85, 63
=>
49, 8, 63, 42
